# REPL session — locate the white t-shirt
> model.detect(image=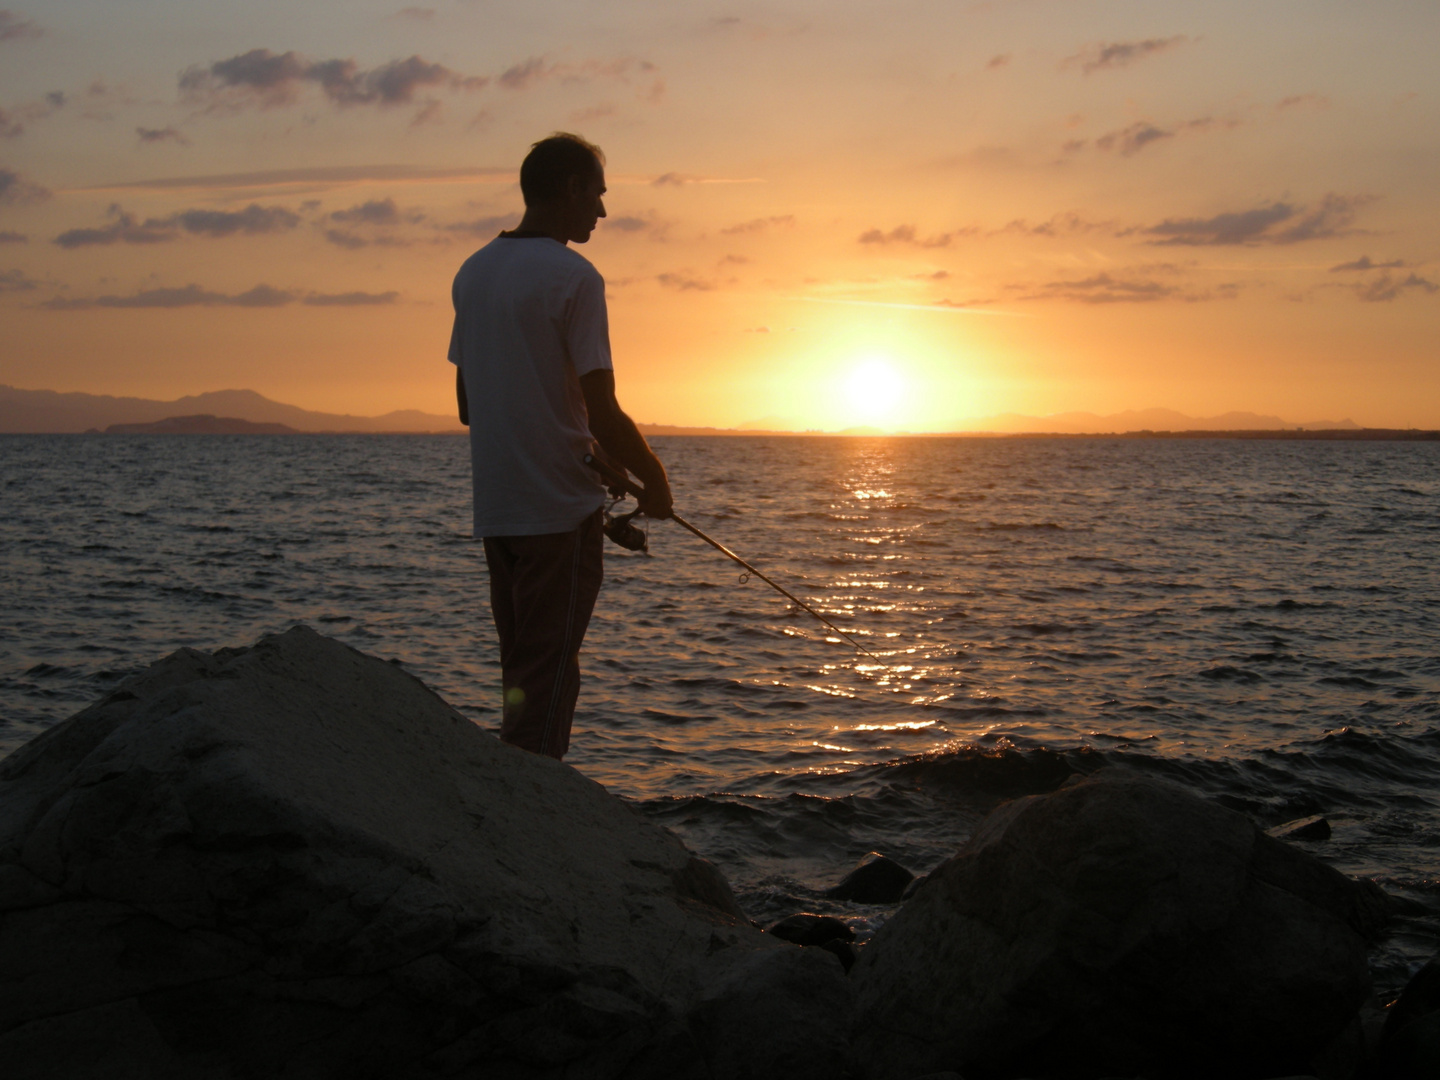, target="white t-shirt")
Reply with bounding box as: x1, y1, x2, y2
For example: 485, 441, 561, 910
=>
448, 236, 614, 537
